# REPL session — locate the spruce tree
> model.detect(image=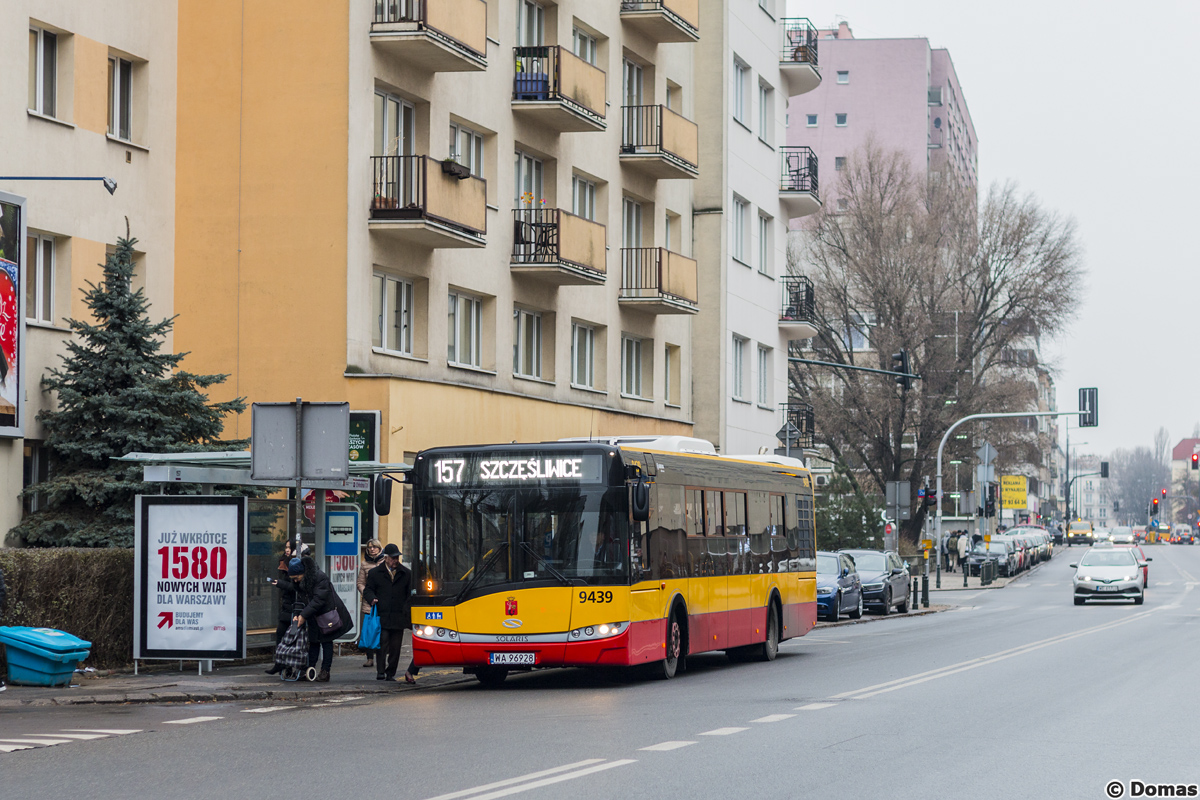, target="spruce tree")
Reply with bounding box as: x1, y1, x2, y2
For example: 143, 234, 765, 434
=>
11, 234, 246, 547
